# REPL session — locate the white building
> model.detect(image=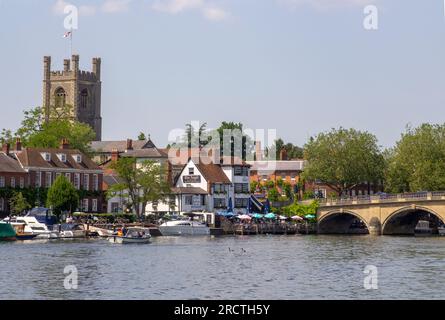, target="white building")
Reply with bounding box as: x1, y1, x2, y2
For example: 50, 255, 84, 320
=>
146, 157, 251, 216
